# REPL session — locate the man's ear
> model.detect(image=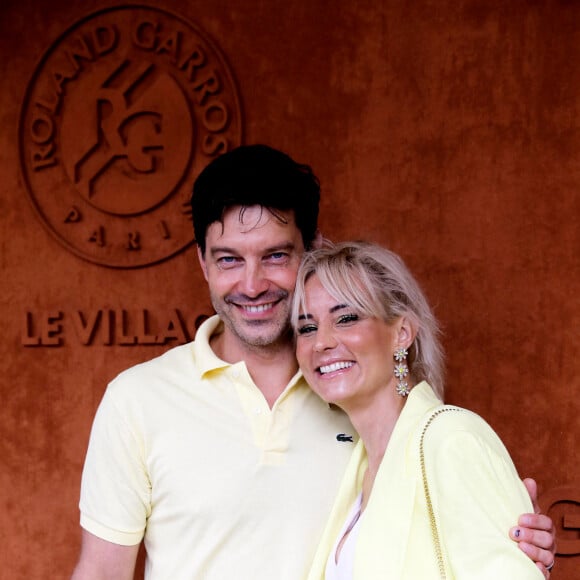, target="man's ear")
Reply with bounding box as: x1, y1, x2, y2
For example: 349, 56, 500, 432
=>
197, 245, 209, 281
311, 230, 324, 250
